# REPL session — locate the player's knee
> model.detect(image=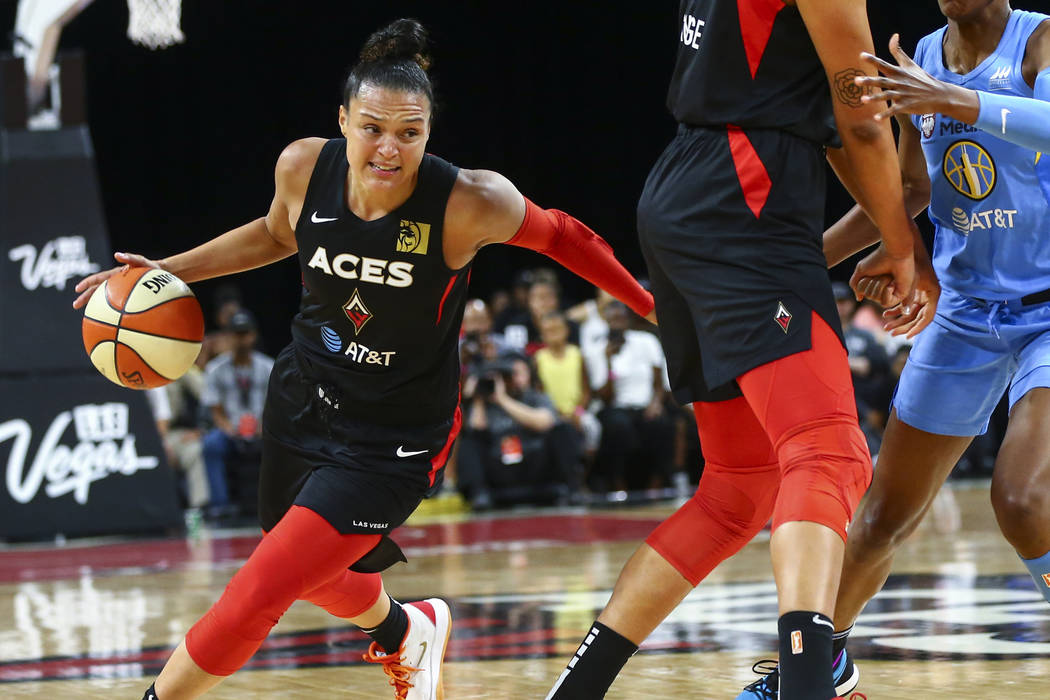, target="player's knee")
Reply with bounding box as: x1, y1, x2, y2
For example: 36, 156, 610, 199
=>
773, 417, 872, 538
647, 461, 778, 584
851, 494, 925, 553
991, 478, 1050, 538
